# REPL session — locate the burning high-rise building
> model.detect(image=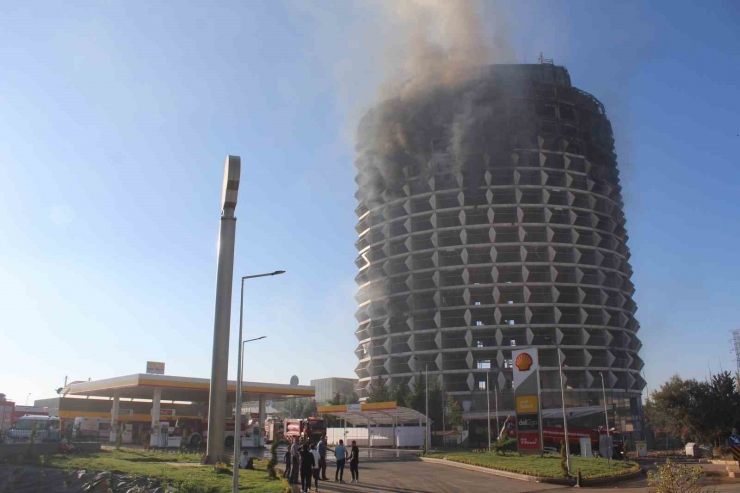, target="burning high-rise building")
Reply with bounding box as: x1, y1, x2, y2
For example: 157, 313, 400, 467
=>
353, 61, 644, 438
